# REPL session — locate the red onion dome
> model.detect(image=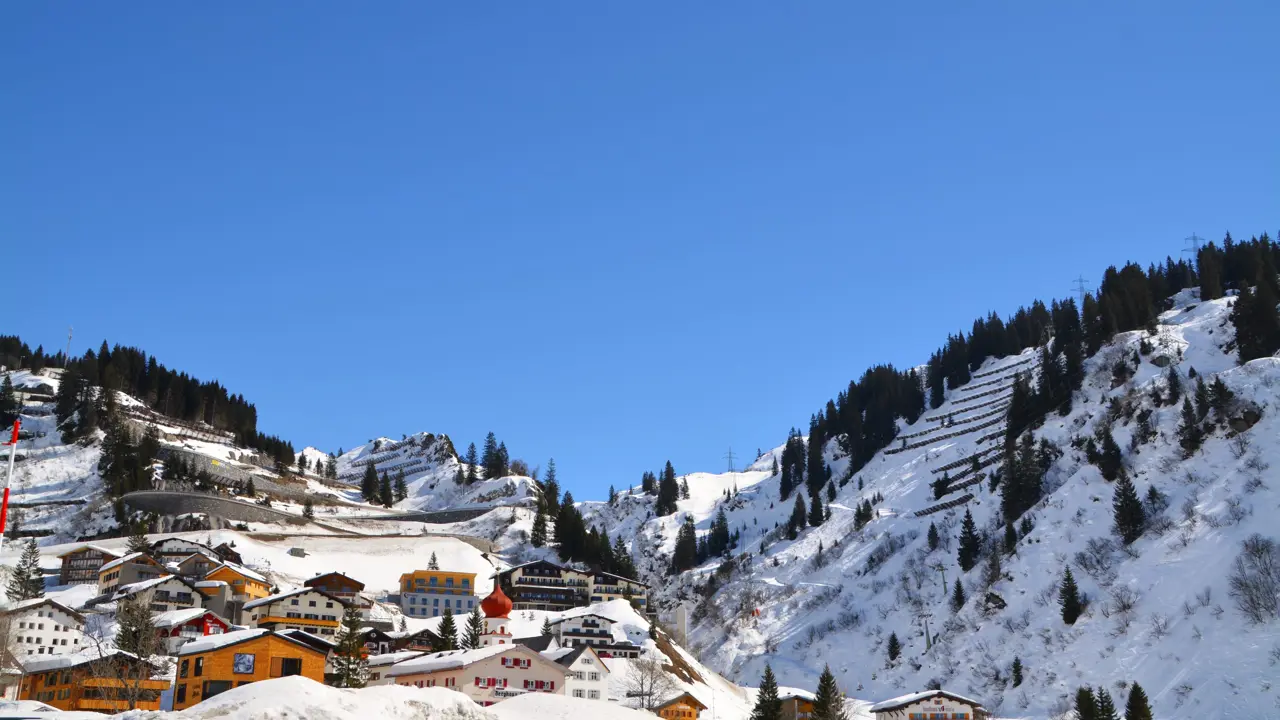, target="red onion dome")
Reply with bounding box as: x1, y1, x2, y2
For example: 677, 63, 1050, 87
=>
481, 584, 513, 619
